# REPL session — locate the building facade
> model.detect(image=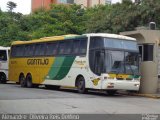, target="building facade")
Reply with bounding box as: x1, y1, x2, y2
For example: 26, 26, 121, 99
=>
31, 0, 111, 12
